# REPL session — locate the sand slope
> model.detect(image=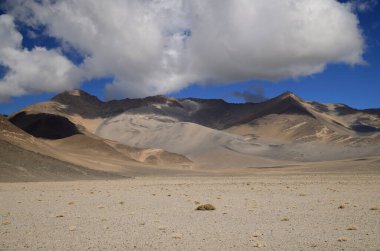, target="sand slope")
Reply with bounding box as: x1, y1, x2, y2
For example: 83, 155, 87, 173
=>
1, 114, 192, 181
0, 116, 123, 182
5, 90, 380, 174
